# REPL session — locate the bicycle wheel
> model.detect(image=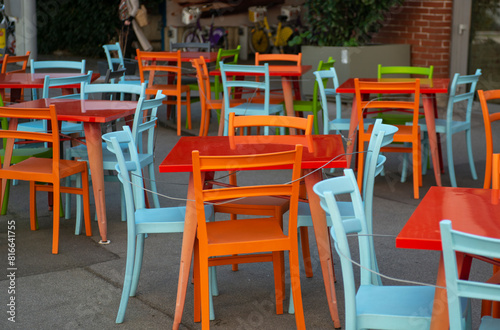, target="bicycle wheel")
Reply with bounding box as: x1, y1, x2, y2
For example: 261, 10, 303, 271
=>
181, 27, 205, 51
210, 27, 226, 50
250, 28, 270, 54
